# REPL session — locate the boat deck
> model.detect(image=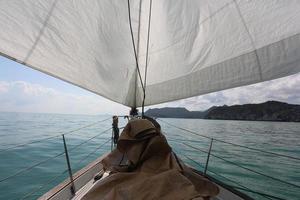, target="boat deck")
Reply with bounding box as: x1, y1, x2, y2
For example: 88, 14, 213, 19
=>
39, 154, 252, 200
